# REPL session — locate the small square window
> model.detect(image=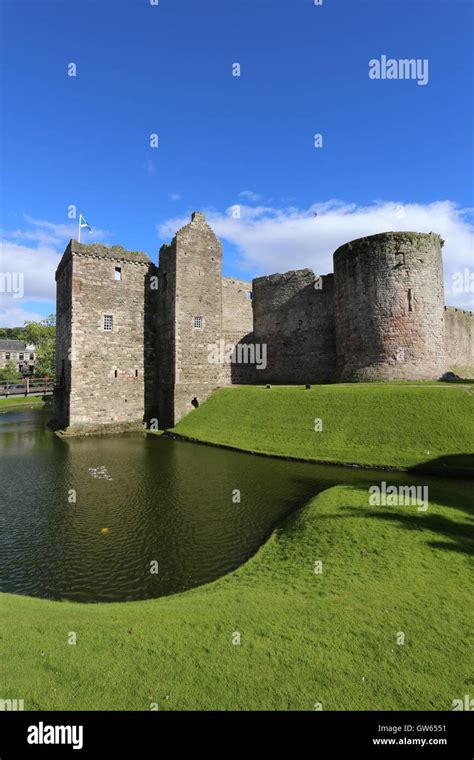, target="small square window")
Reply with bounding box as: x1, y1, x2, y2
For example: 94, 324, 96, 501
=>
30, 353, 34, 360
5, 352, 10, 360
103, 315, 113, 331
19, 353, 24, 360
247, 291, 253, 300
193, 316, 203, 329
115, 267, 122, 281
